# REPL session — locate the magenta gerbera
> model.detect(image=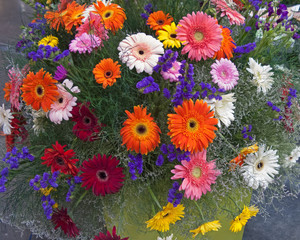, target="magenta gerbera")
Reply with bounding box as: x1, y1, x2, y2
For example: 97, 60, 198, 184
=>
171, 150, 221, 200
210, 58, 239, 91
176, 11, 223, 61
69, 33, 101, 54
